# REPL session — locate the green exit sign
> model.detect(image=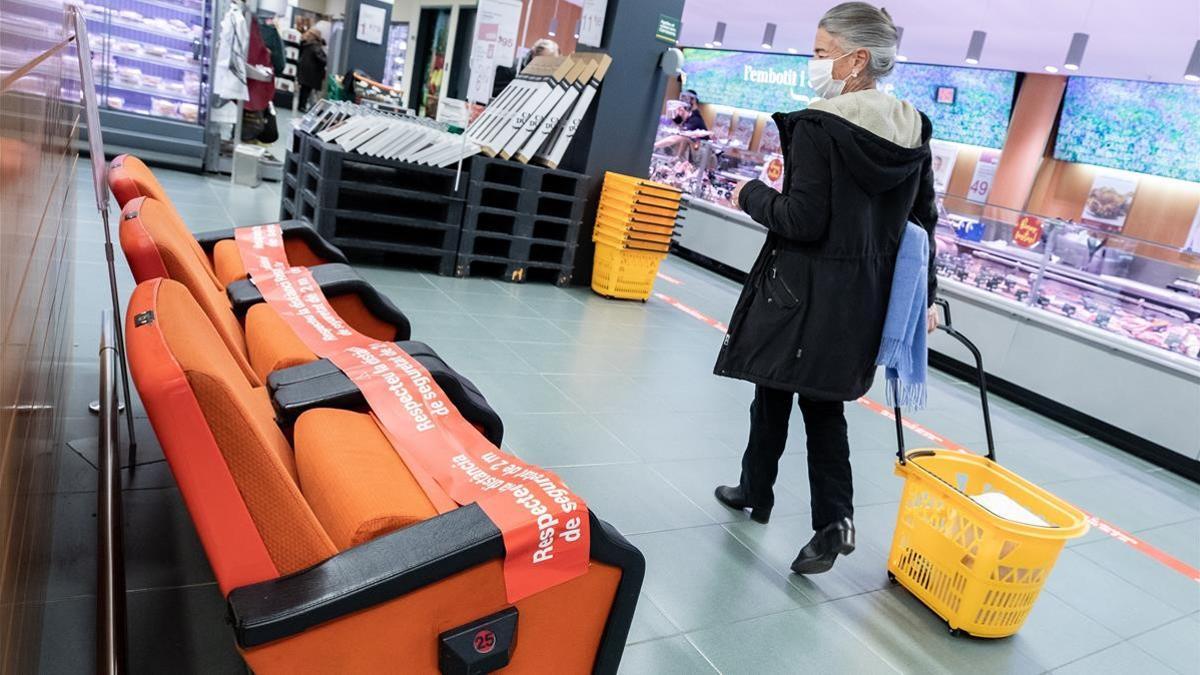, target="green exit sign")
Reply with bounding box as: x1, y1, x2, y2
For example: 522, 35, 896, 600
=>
655, 14, 680, 44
